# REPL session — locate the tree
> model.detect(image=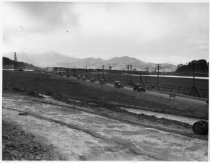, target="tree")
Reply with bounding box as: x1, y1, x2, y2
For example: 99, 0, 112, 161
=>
175, 59, 209, 73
